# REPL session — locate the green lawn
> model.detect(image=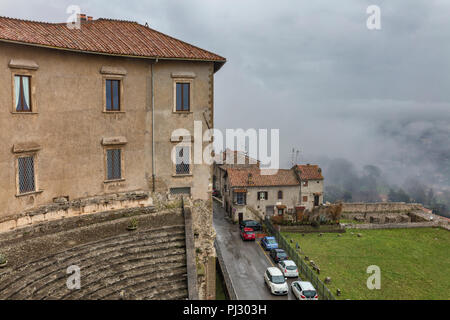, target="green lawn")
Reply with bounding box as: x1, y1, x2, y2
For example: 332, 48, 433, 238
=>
282, 228, 450, 300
